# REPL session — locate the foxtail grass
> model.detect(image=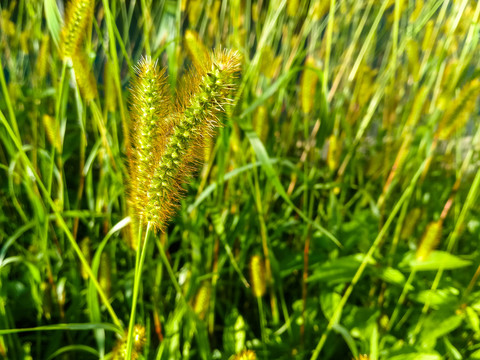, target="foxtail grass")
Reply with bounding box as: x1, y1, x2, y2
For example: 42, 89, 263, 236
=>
250, 255, 266, 298
127, 49, 241, 232
60, 0, 94, 60
127, 57, 172, 230
124, 48, 241, 359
